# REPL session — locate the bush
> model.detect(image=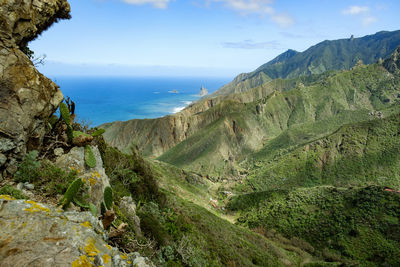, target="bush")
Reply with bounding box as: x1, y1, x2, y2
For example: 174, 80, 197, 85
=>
14, 150, 40, 183
34, 160, 78, 197
0, 185, 27, 199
